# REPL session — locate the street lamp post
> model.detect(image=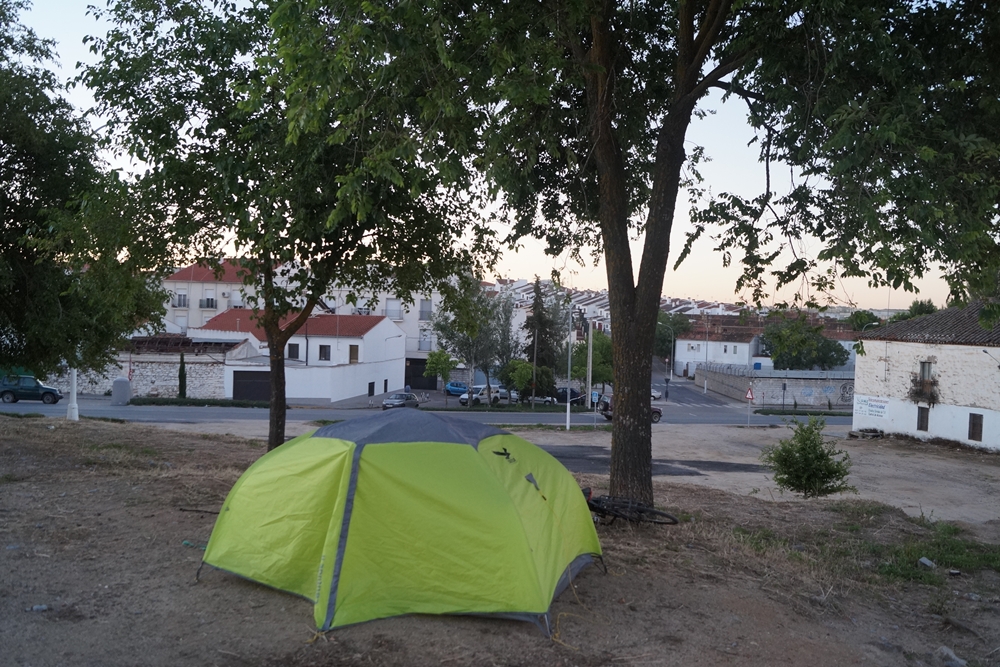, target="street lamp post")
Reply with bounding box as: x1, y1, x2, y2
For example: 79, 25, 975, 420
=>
657, 322, 675, 381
